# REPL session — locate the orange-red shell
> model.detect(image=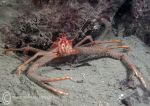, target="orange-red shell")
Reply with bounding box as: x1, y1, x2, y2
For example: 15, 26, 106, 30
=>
51, 32, 74, 56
